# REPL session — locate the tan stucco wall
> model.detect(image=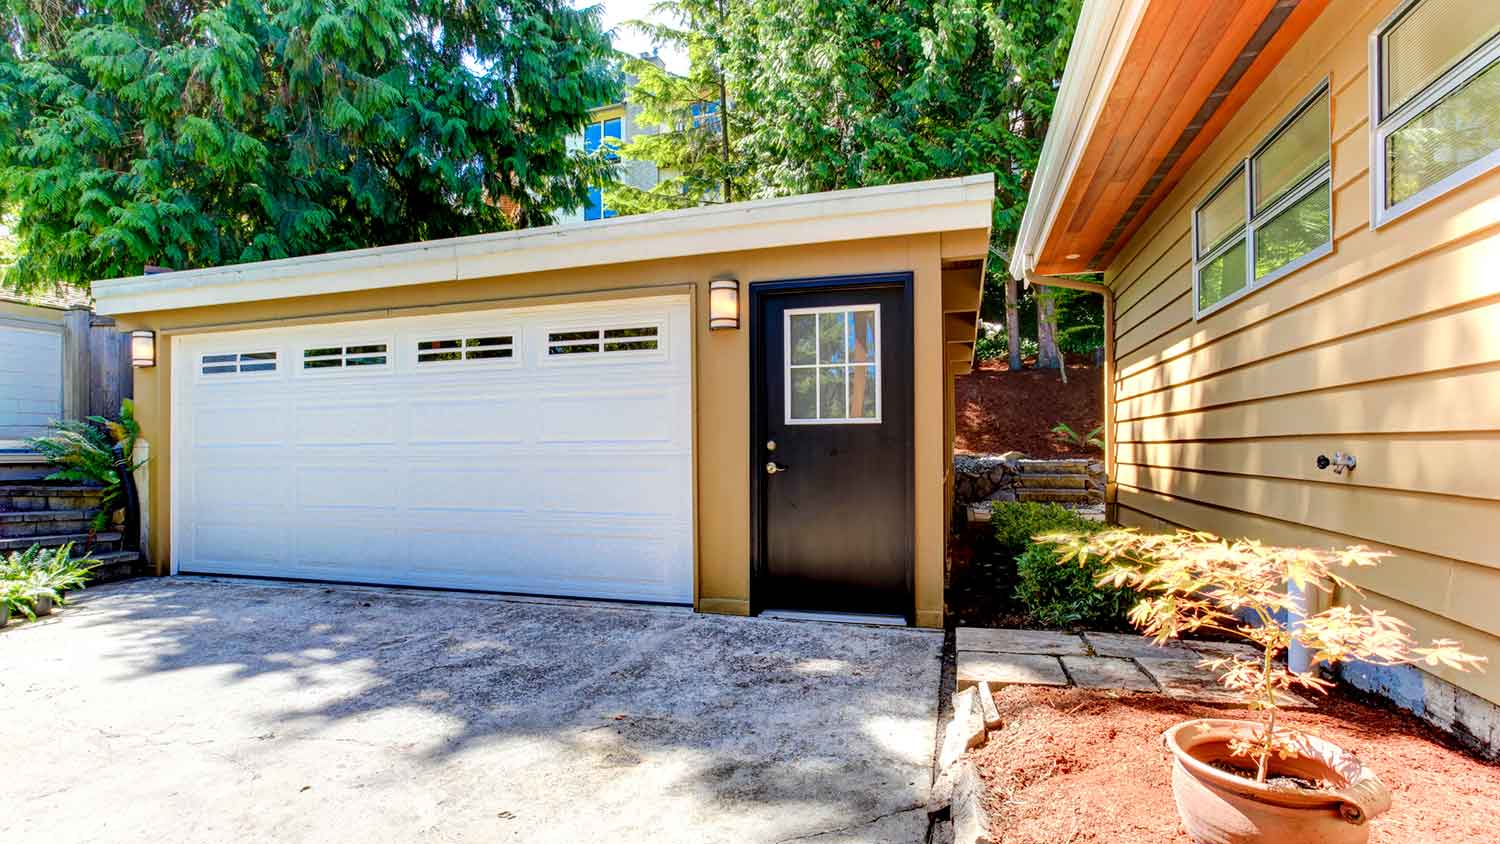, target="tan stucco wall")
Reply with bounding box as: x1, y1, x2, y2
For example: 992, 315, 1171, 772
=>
118, 234, 960, 627
1105, 0, 1500, 702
